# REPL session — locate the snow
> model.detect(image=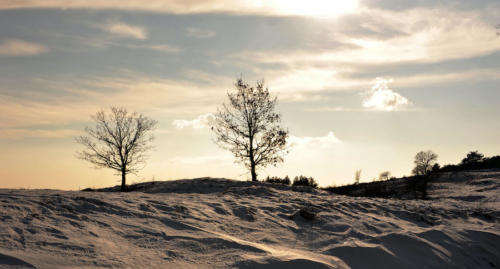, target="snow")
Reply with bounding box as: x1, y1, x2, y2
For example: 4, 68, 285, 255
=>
0, 172, 499, 268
